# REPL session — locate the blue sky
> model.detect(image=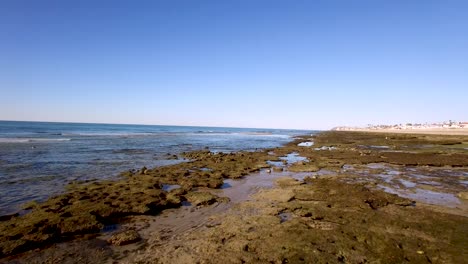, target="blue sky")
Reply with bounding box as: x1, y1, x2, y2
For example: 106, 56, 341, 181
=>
1, 0, 467, 130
